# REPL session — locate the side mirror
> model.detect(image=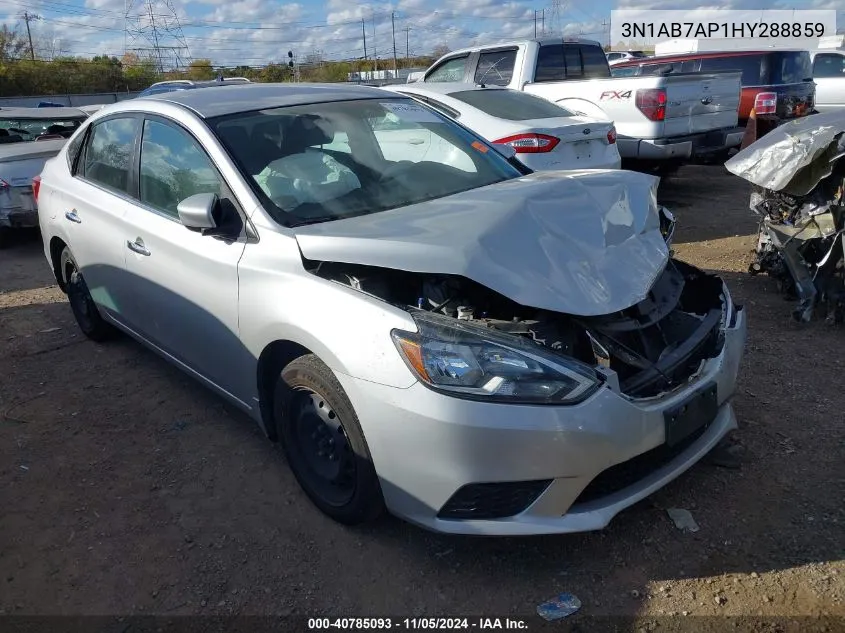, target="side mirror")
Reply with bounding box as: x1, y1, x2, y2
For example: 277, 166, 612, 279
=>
177, 192, 218, 231
493, 143, 517, 160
